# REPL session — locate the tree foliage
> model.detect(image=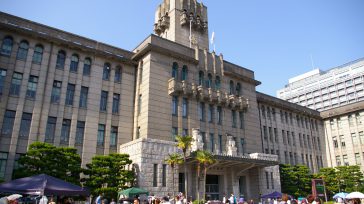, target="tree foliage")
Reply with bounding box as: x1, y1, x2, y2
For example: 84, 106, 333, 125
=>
195, 150, 216, 202
165, 153, 183, 196
176, 135, 193, 199
13, 142, 82, 185
83, 153, 135, 199
279, 164, 312, 197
